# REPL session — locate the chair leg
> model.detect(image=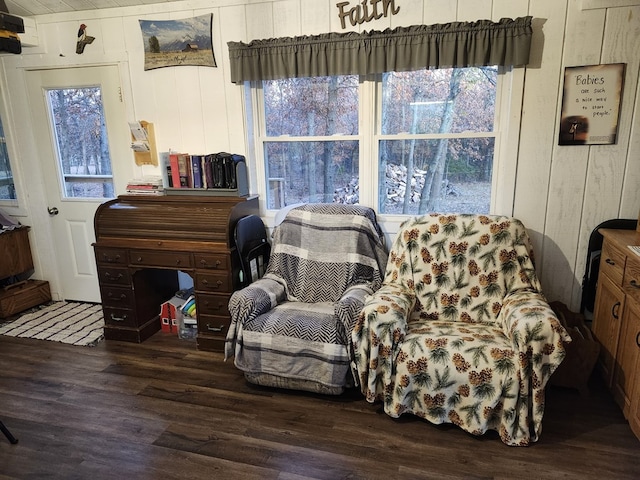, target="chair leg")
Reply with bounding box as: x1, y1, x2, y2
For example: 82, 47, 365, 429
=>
0, 420, 18, 444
